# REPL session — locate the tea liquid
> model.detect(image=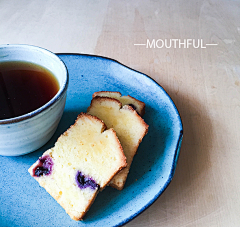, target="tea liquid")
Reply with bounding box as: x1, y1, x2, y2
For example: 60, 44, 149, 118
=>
0, 61, 59, 120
